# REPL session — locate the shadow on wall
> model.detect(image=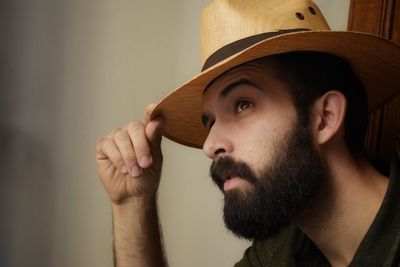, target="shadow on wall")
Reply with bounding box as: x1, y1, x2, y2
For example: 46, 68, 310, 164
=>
0, 0, 63, 266
0, 126, 54, 267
